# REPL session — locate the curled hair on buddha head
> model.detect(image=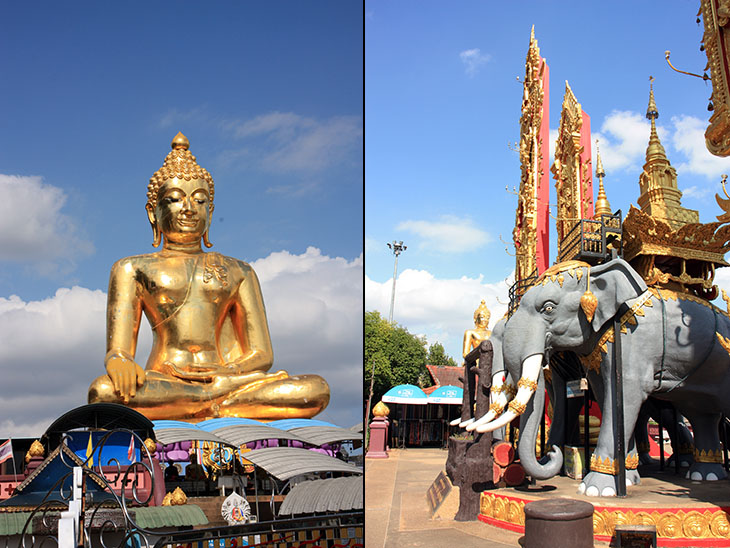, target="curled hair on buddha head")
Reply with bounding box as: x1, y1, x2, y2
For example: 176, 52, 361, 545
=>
146, 132, 215, 247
